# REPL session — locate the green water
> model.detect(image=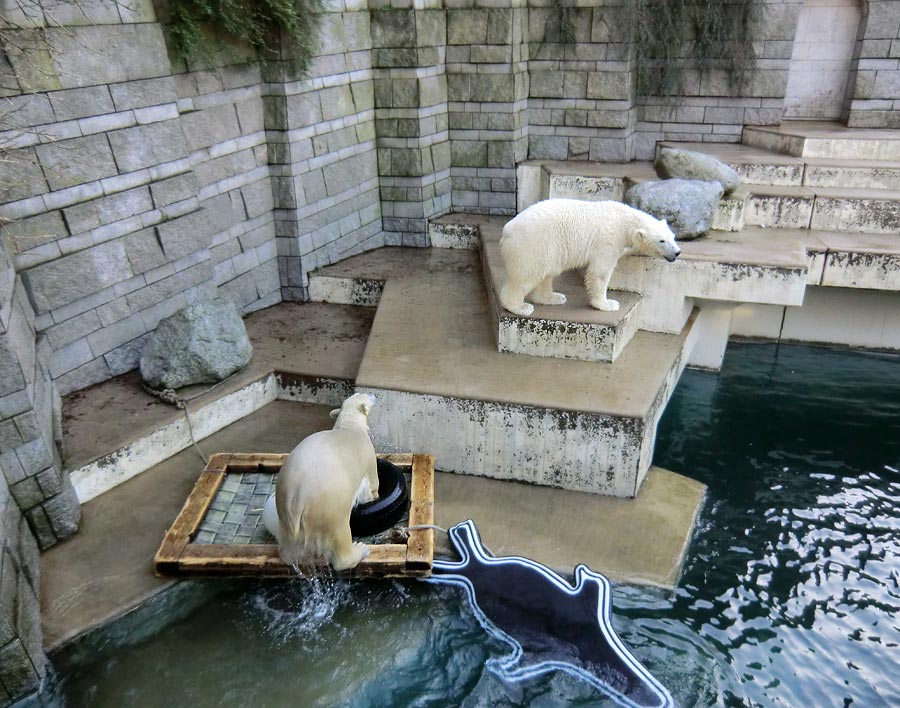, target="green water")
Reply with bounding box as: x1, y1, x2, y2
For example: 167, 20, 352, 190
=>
30, 343, 900, 707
